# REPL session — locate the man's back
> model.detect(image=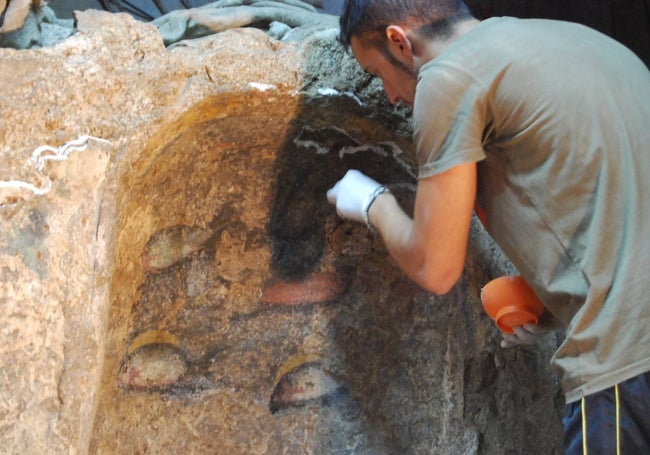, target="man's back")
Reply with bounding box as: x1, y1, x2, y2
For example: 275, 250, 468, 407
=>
413, 17, 650, 401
